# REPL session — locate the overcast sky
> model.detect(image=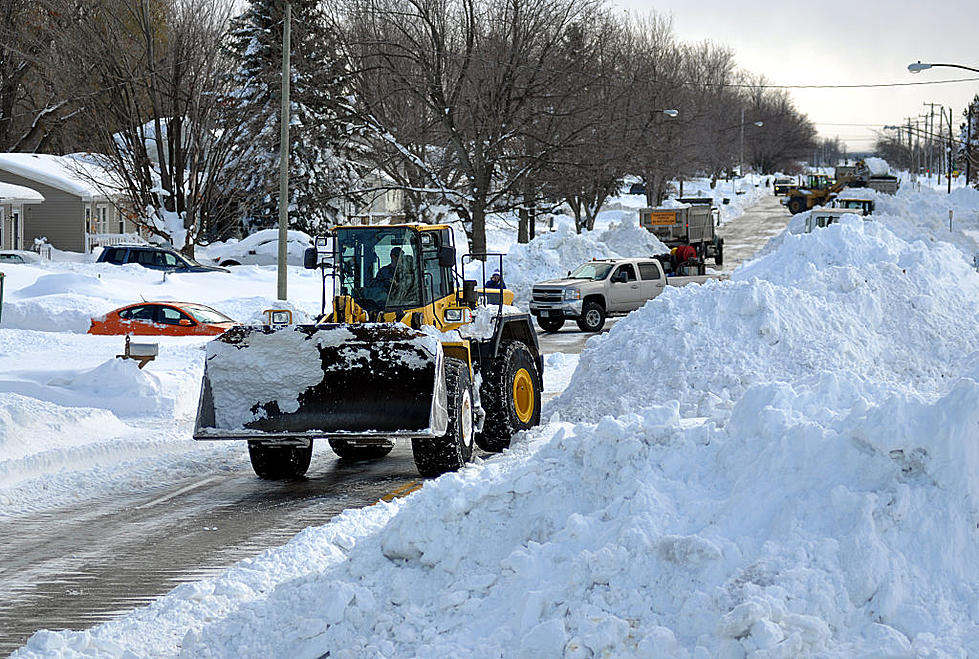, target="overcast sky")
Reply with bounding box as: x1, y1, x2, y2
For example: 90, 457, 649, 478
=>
616, 0, 979, 153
